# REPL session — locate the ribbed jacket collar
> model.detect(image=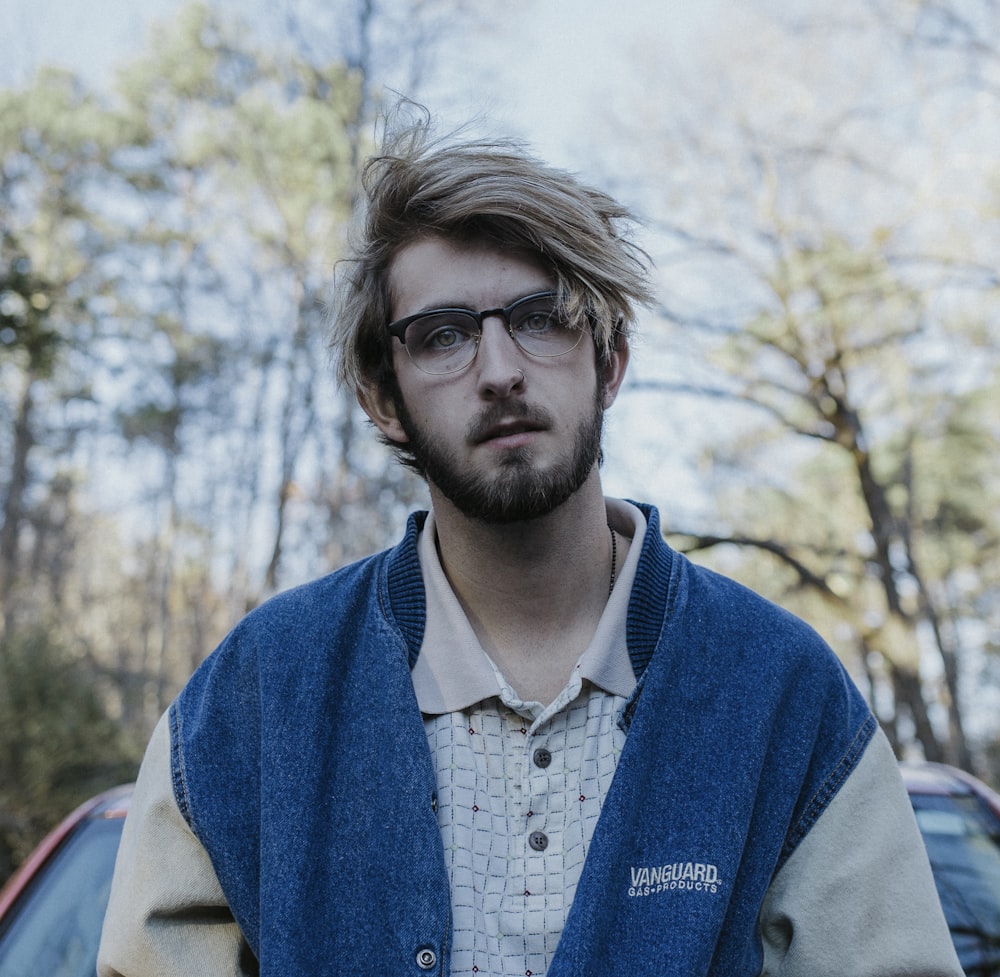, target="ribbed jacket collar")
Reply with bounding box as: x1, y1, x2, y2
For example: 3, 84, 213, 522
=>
384, 502, 676, 684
